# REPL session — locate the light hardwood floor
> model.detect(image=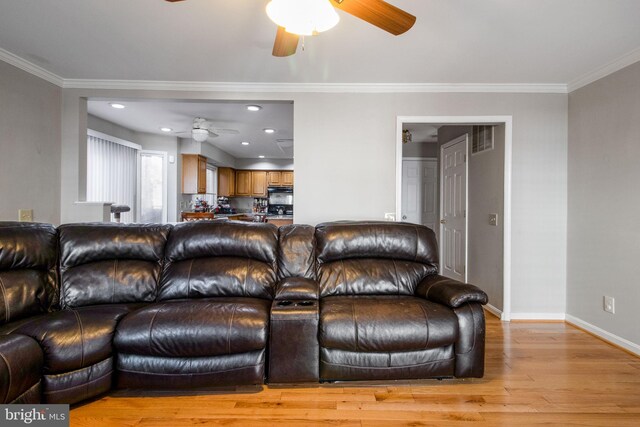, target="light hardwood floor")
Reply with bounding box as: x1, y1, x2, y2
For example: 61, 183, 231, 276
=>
71, 313, 640, 426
